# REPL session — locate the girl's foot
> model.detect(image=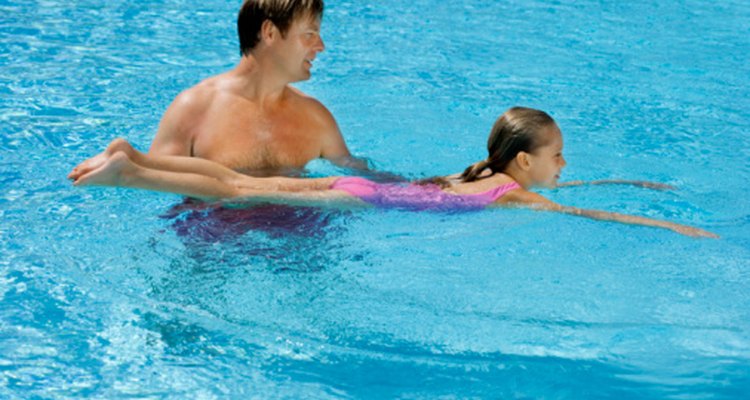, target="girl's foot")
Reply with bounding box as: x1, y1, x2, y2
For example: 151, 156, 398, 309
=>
68, 138, 136, 181
74, 151, 134, 187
